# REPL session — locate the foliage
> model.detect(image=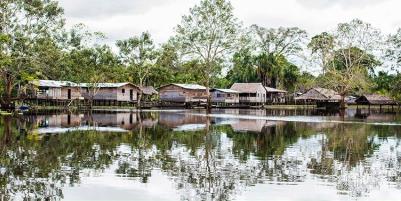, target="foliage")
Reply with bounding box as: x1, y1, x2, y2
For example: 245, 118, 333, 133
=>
174, 0, 241, 110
